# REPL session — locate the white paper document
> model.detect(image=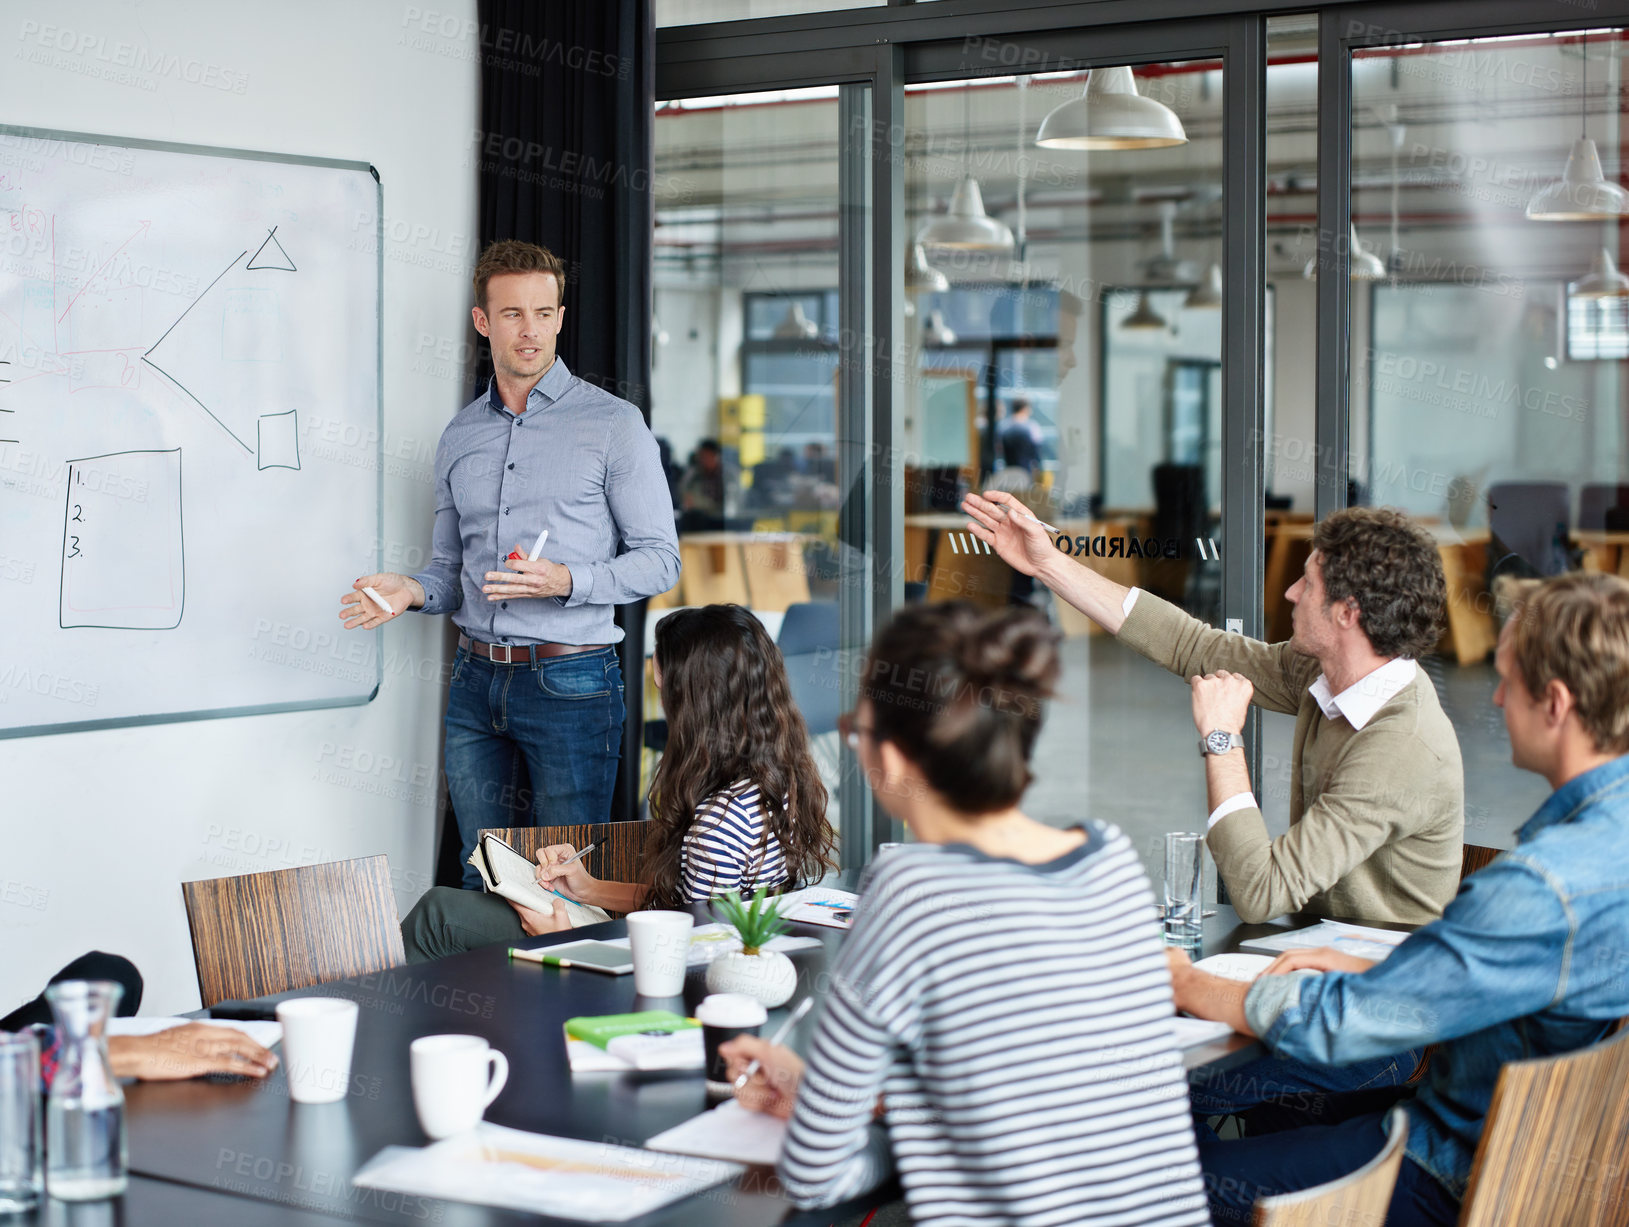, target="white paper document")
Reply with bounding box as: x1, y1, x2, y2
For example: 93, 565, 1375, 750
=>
1168, 1016, 1238, 1049
645, 1100, 787, 1168
775, 887, 861, 930
108, 1016, 282, 1049
1238, 920, 1410, 963
352, 1124, 743, 1222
